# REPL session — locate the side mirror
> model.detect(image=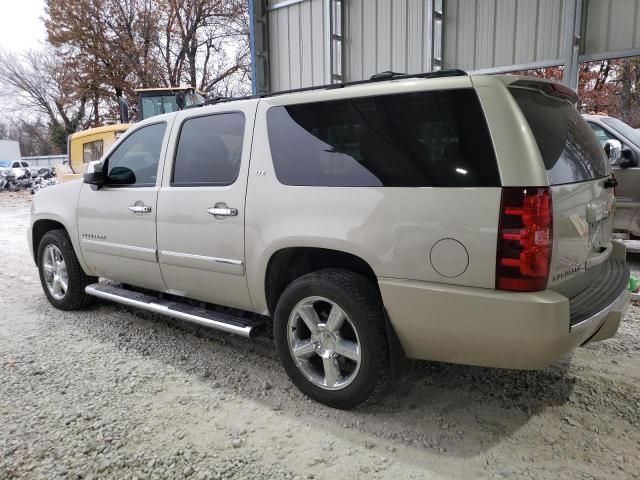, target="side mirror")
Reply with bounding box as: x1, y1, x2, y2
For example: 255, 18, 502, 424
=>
83, 161, 104, 187
106, 166, 136, 185
83, 171, 104, 186
604, 139, 622, 165
620, 147, 639, 168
